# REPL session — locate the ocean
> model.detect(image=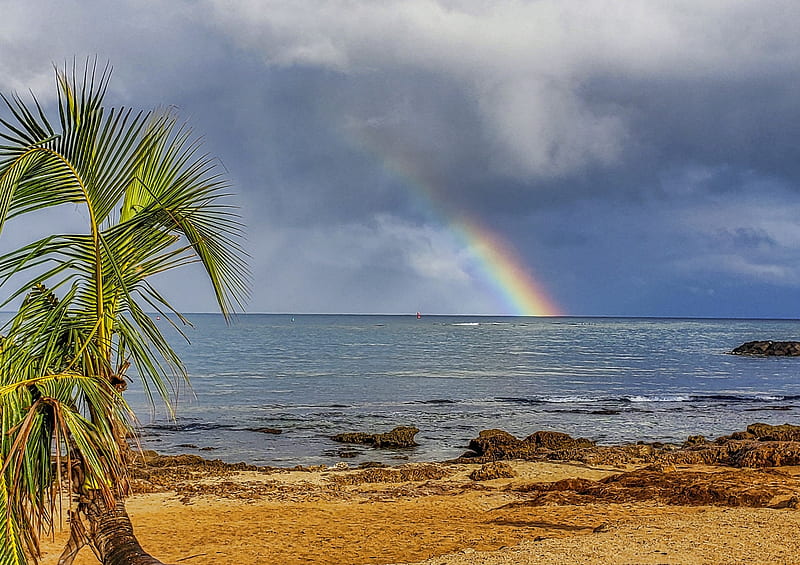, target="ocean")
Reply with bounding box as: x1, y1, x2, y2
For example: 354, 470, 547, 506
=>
126, 315, 800, 467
